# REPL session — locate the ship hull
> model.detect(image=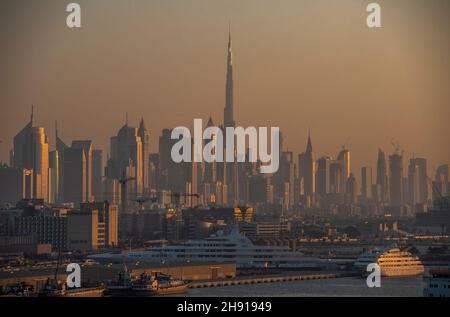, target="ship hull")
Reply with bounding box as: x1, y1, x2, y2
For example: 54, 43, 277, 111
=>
39, 287, 105, 297
381, 266, 424, 277
105, 284, 188, 297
